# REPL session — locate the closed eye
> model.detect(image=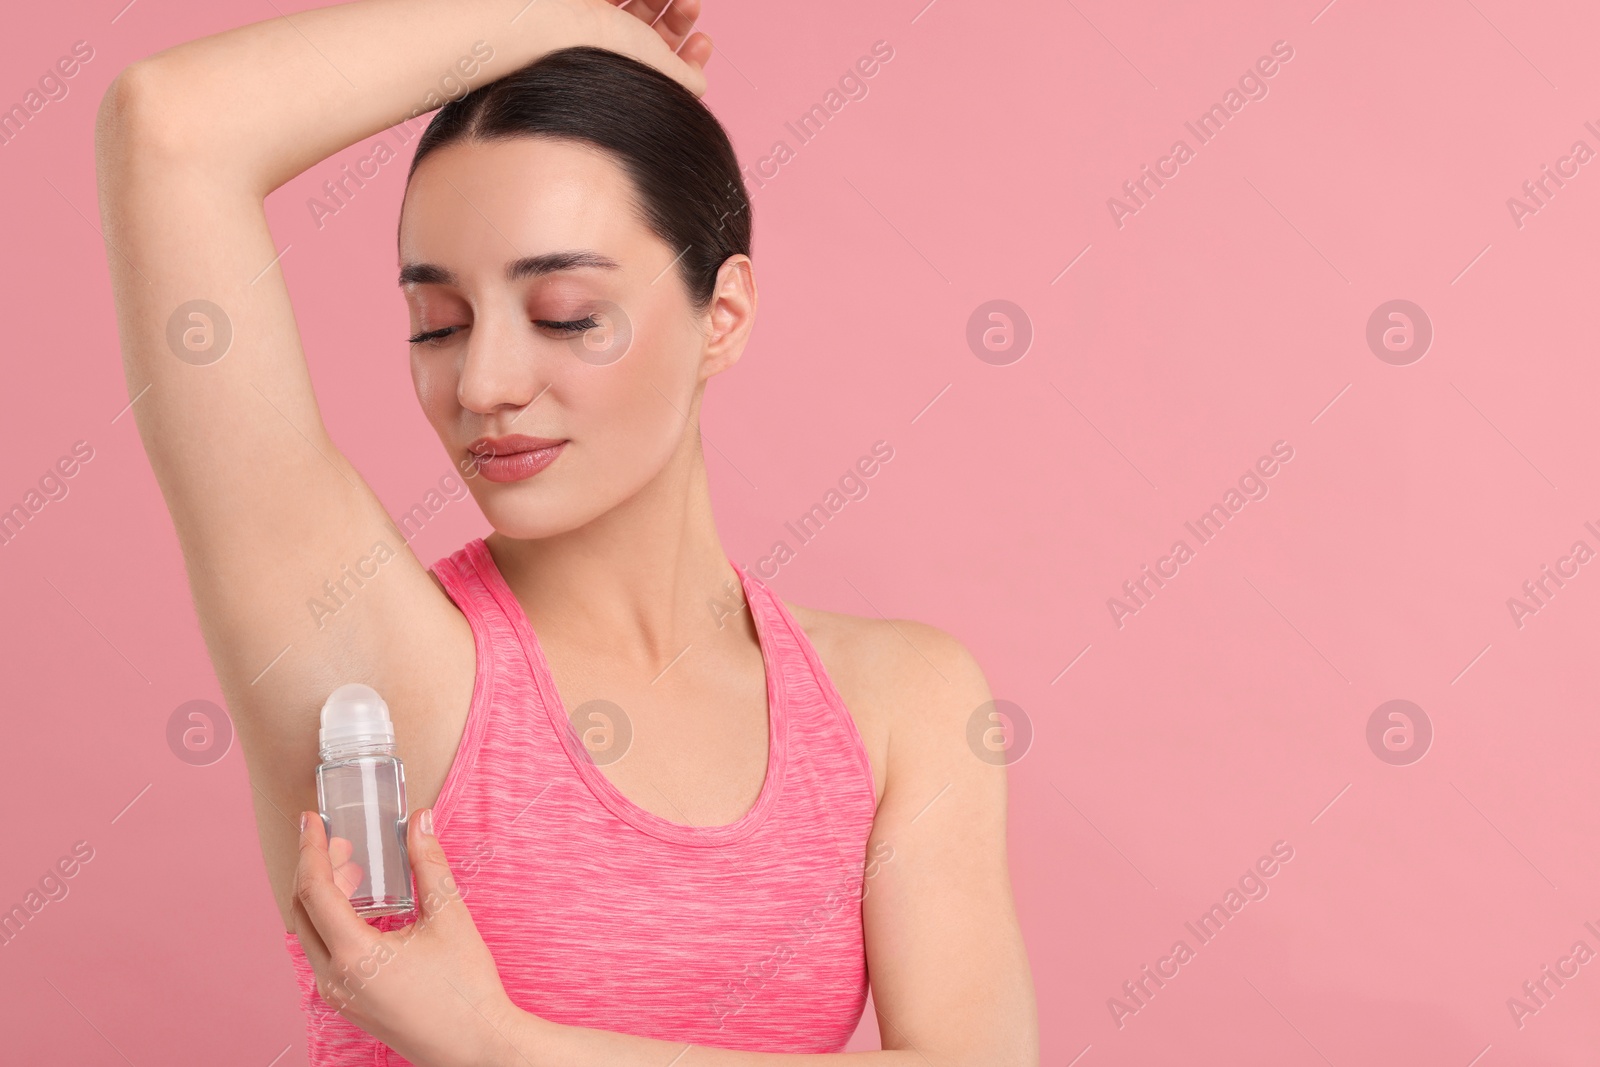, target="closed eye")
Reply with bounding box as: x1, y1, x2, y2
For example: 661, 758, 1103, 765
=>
407, 325, 459, 345
537, 316, 600, 333
407, 317, 600, 345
